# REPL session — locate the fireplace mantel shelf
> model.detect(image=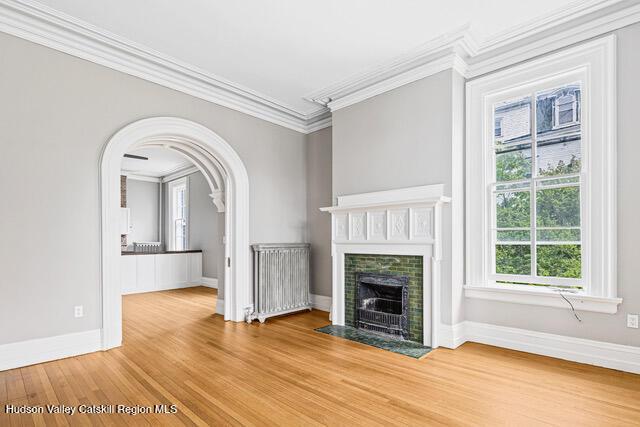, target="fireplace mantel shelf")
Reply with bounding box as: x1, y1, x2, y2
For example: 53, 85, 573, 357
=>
320, 184, 450, 213
320, 196, 450, 213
